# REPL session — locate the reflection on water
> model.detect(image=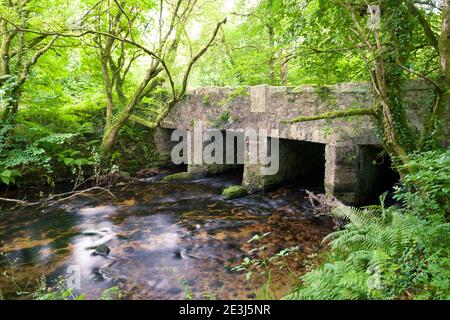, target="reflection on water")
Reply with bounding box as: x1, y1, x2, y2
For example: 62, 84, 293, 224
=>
0, 172, 333, 300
